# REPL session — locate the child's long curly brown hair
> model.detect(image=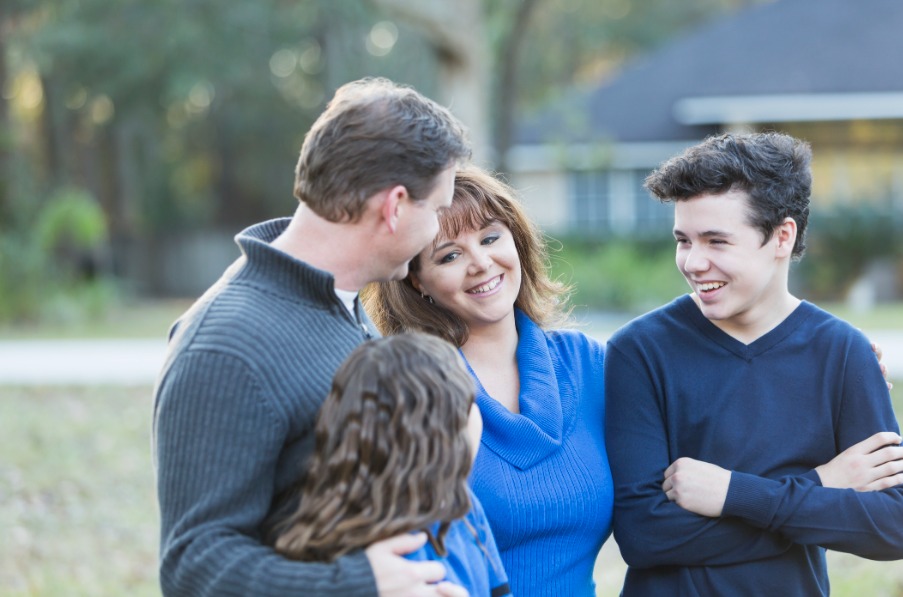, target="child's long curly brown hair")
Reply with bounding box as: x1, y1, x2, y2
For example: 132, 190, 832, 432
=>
274, 332, 476, 561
